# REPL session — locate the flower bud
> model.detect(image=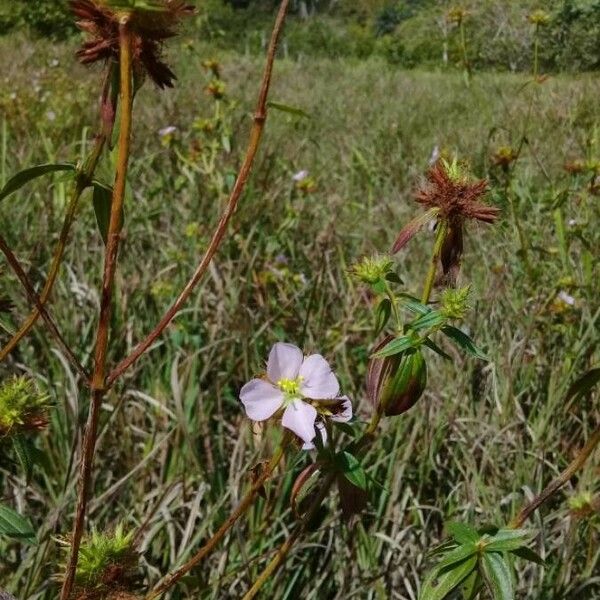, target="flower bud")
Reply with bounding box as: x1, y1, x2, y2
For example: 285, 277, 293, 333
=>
367, 338, 427, 417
